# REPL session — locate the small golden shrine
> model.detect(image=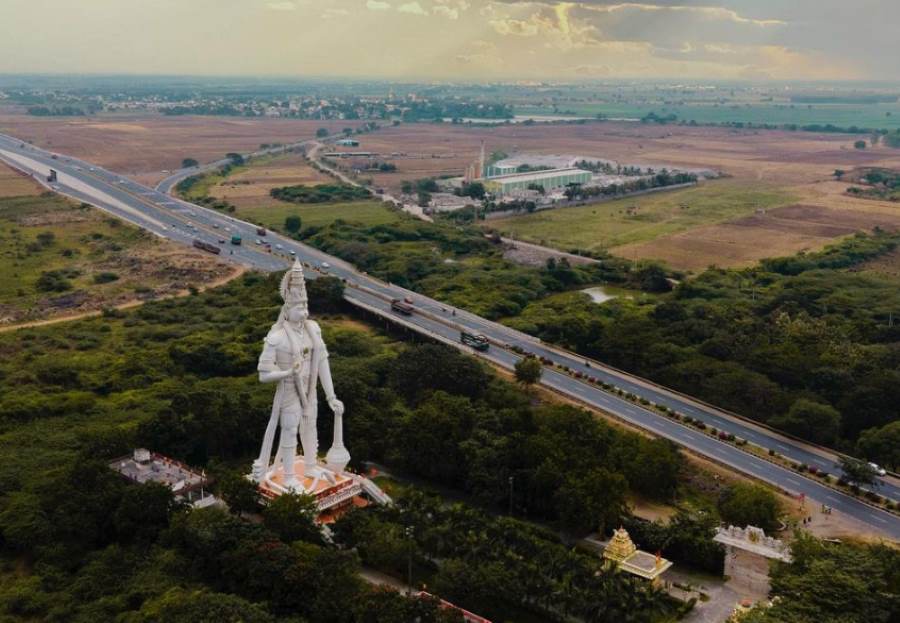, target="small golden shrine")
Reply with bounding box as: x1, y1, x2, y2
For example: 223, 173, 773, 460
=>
602, 527, 672, 585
